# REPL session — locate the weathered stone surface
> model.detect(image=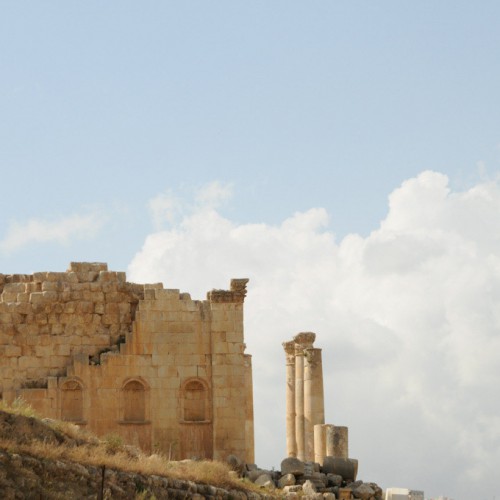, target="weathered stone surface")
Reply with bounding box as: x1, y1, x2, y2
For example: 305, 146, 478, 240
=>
281, 456, 305, 476
322, 457, 355, 481
352, 482, 375, 499
226, 454, 245, 474
283, 485, 302, 493
247, 469, 272, 482
327, 473, 343, 487
254, 473, 274, 487
278, 473, 296, 488
303, 479, 317, 494
338, 487, 353, 500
